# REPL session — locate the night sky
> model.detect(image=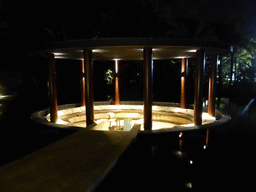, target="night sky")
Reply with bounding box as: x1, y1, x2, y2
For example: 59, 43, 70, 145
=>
234, 0, 256, 39
0, 0, 255, 53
